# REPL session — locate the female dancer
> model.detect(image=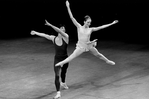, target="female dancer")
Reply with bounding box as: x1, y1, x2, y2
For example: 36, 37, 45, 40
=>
56, 1, 118, 67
